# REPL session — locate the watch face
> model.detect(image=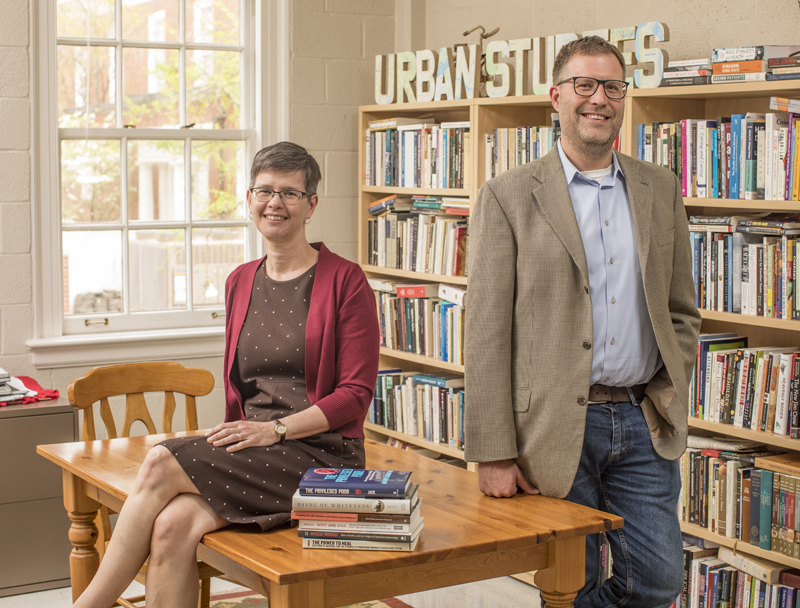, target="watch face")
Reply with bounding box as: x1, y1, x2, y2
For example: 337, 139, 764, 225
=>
275, 422, 287, 435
